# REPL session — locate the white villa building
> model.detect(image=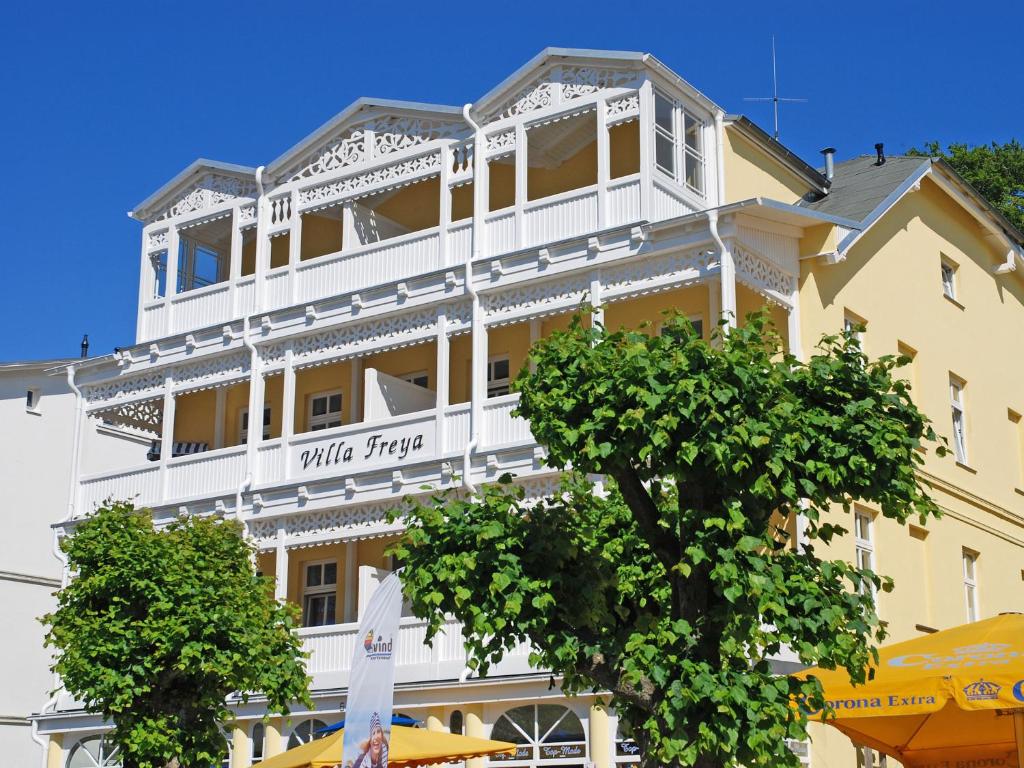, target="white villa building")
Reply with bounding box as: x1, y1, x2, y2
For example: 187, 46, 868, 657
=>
37, 45, 1024, 768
